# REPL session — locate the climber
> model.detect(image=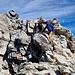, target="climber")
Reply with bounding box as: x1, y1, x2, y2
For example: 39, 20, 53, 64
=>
42, 21, 55, 44
34, 21, 43, 33
35, 17, 45, 33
